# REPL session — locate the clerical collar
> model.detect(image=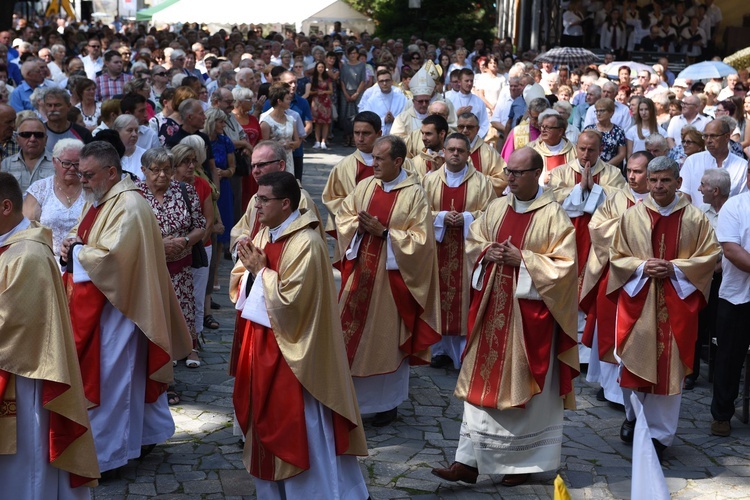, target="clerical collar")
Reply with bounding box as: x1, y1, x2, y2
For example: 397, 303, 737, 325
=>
513, 186, 544, 213
445, 165, 468, 187
0, 217, 30, 245
652, 194, 680, 215
269, 209, 300, 243
382, 169, 408, 192
359, 151, 374, 165
546, 140, 564, 153
630, 189, 648, 203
